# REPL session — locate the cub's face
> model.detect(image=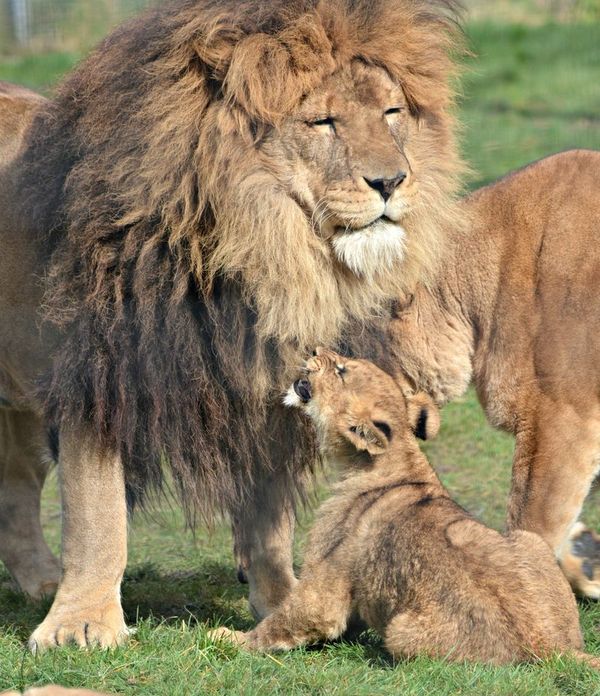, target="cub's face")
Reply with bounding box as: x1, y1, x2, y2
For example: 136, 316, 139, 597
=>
285, 348, 440, 460
284, 348, 405, 458
265, 61, 417, 278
